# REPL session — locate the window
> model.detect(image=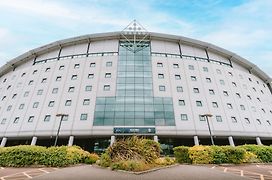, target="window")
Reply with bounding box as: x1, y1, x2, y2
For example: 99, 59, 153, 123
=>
61, 115, 69, 121
216, 116, 222, 122
159, 85, 165, 91
21, 73, 26, 77
7, 105, 12, 111
173, 64, 179, 68
88, 74, 94, 79
56, 76, 61, 81
232, 82, 237, 87
191, 76, 197, 81
45, 67, 50, 72
227, 103, 233, 109
249, 77, 252, 82
157, 62, 163, 67
19, 104, 25, 109
90, 63, 96, 67
59, 65, 64, 70
193, 88, 199, 93
65, 100, 72, 106
24, 91, 29, 97
247, 95, 251, 100
177, 86, 183, 92
236, 93, 241, 98
196, 101, 202, 107
33, 102, 39, 108
85, 85, 92, 91
212, 102, 218, 108
253, 87, 256, 92
106, 61, 112, 67
245, 118, 250, 124
209, 89, 215, 95
175, 75, 181, 80
188, 65, 194, 70
33, 70, 37, 74
203, 67, 208, 72
41, 78, 47, 83
7, 85, 11, 90
74, 64, 80, 69
105, 73, 111, 78
231, 117, 237, 123
199, 115, 205, 121
158, 74, 164, 79
257, 97, 261, 102
261, 90, 264, 94
2, 96, 6, 101
178, 100, 185, 106
12, 94, 17, 99
83, 99, 90, 105
256, 119, 261, 125
80, 113, 88, 120
29, 80, 34, 85
52, 88, 58, 94
223, 91, 229, 96
216, 69, 222, 74
28, 116, 34, 122
104, 85, 110, 91
181, 114, 188, 121
13, 117, 19, 124
1, 118, 6, 124
228, 72, 233, 76
44, 115, 51, 122
206, 78, 211, 83
262, 108, 265, 113
68, 87, 75, 92
220, 80, 225, 85
37, 89, 43, 95
71, 75, 78, 80
48, 101, 54, 107
240, 105, 245, 110
267, 120, 271, 126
